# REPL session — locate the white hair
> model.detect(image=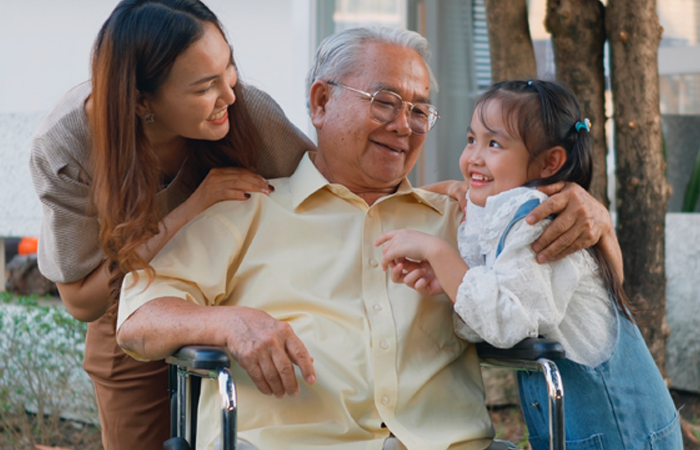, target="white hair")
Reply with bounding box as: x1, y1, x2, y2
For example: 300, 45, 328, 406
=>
305, 26, 439, 114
